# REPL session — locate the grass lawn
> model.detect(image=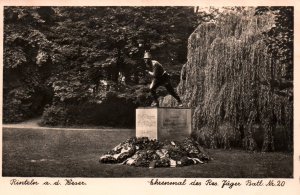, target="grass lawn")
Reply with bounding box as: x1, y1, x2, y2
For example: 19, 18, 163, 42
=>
2, 128, 293, 178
